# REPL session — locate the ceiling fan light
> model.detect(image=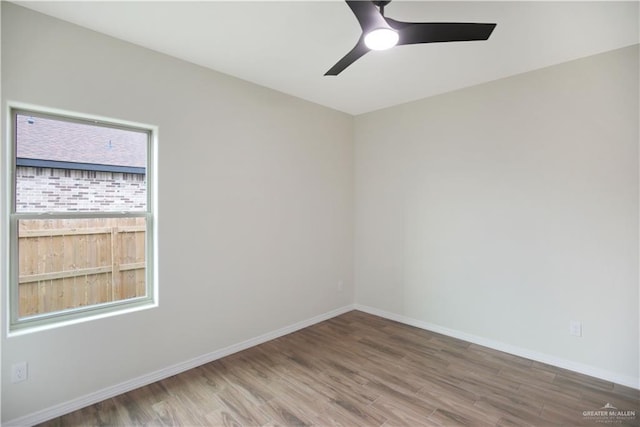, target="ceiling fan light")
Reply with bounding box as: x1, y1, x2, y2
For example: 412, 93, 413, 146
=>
364, 28, 399, 50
